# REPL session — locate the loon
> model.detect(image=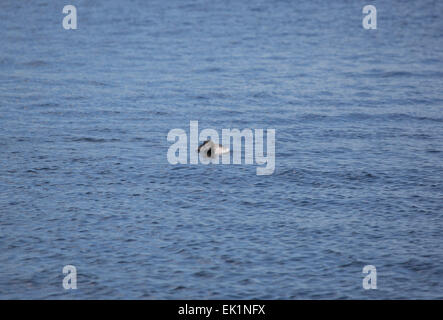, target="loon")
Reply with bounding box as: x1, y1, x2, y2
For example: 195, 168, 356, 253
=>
197, 140, 230, 158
